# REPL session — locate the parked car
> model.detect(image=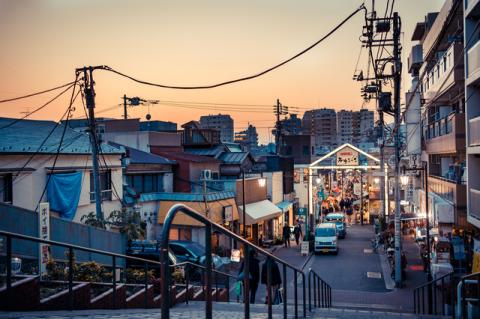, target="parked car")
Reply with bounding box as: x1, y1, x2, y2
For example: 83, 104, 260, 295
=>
314, 223, 338, 255
324, 213, 346, 239
169, 240, 224, 269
